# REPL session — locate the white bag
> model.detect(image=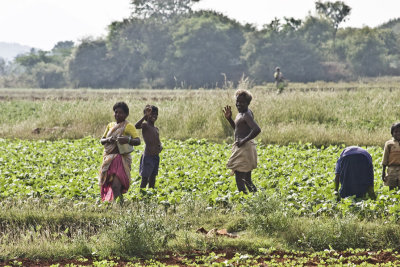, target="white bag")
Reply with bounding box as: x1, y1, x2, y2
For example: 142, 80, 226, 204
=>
117, 141, 134, 154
